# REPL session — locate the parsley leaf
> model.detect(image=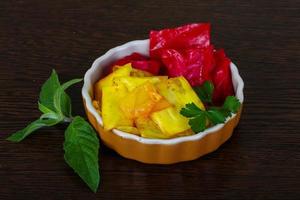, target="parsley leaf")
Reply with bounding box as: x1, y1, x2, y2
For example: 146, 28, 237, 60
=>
223, 96, 241, 114
180, 95, 241, 133
188, 113, 207, 133
193, 81, 214, 103
206, 108, 226, 125
180, 103, 207, 132
179, 102, 203, 117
